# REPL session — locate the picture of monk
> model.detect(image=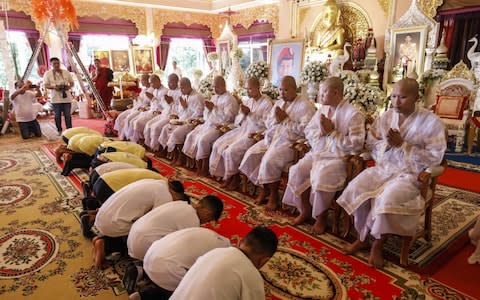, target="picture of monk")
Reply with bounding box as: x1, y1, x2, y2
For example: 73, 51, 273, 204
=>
111, 50, 130, 72
93, 50, 110, 68
133, 48, 154, 74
